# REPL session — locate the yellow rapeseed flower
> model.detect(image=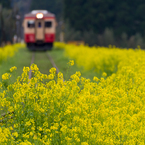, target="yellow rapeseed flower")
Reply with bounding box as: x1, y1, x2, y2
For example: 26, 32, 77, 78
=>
10, 66, 17, 72
49, 67, 56, 74
12, 132, 18, 138
102, 72, 107, 77
2, 73, 11, 80
68, 60, 74, 66
93, 76, 99, 82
